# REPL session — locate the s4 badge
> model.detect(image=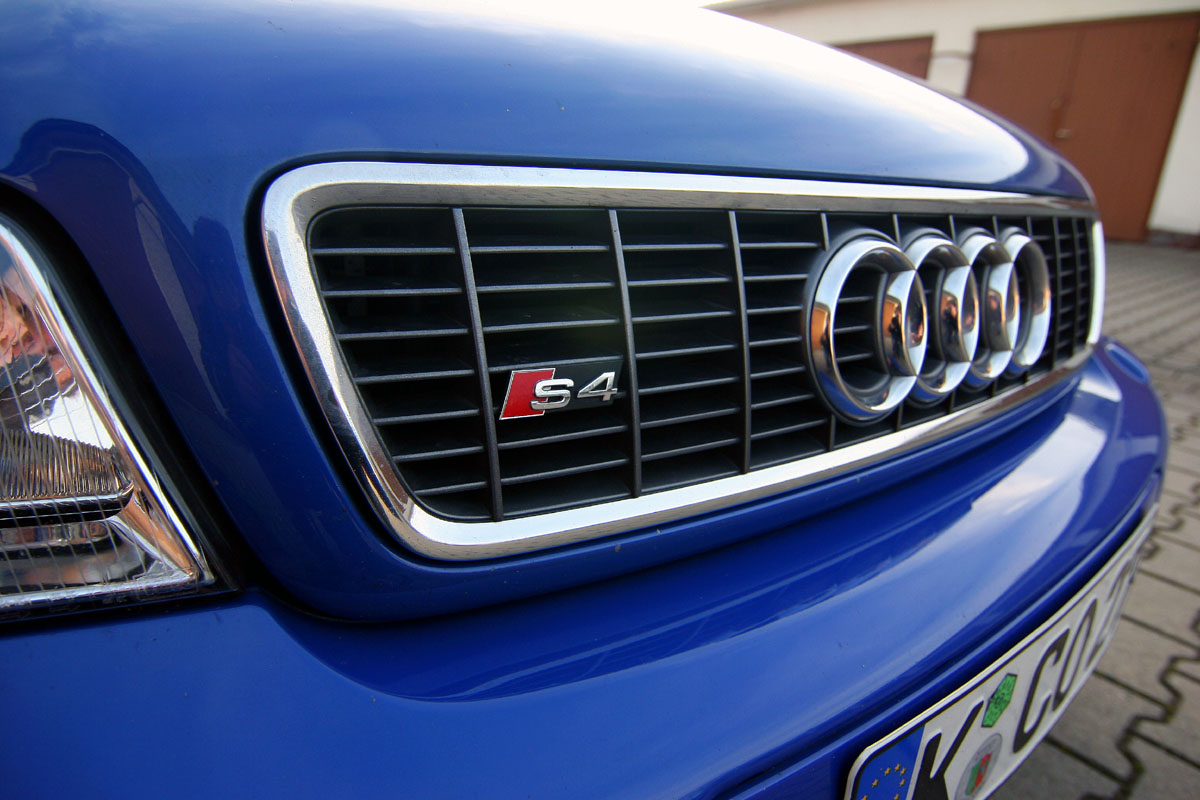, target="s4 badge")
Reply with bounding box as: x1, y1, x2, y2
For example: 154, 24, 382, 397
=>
499, 358, 624, 420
